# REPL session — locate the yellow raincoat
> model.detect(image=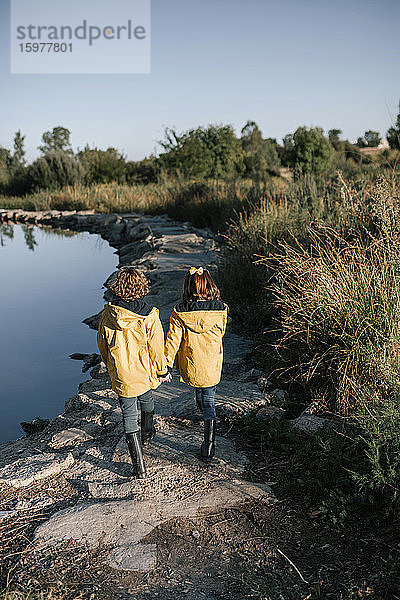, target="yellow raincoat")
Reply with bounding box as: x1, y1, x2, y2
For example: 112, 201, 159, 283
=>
97, 303, 168, 398
164, 302, 228, 388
